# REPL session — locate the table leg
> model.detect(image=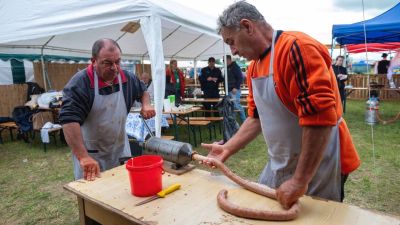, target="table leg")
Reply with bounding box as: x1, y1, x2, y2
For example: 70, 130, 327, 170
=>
186, 114, 191, 145
172, 114, 179, 141
77, 197, 97, 225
